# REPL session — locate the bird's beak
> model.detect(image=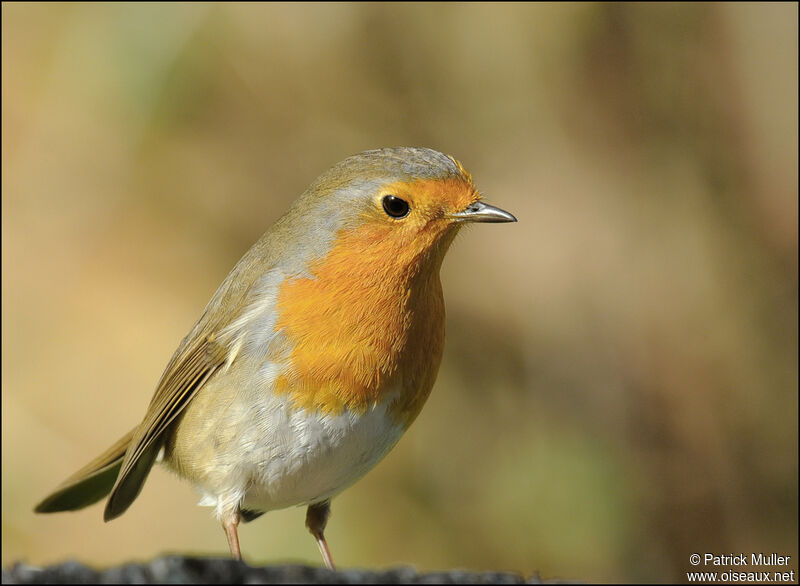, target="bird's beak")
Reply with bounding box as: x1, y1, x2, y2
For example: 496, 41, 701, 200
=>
449, 201, 517, 223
